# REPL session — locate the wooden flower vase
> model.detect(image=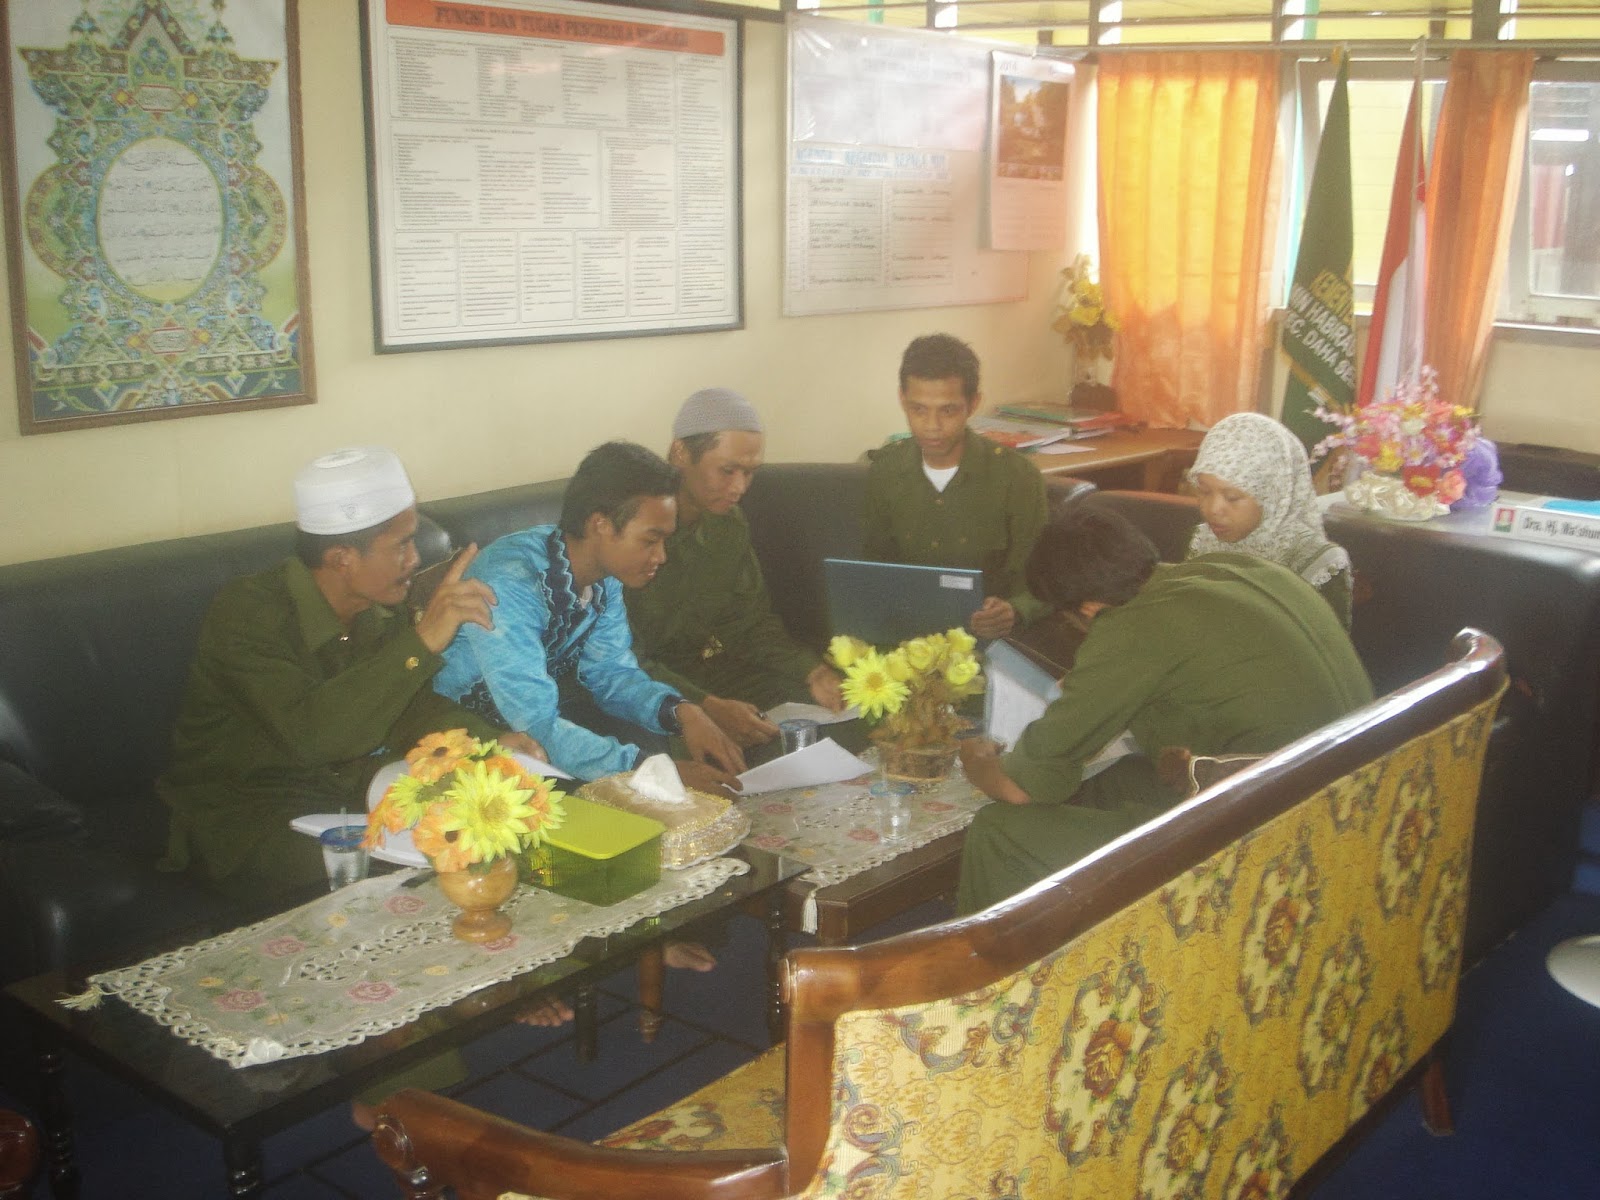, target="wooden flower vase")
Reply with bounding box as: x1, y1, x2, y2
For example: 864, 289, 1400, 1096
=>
435, 855, 519, 943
